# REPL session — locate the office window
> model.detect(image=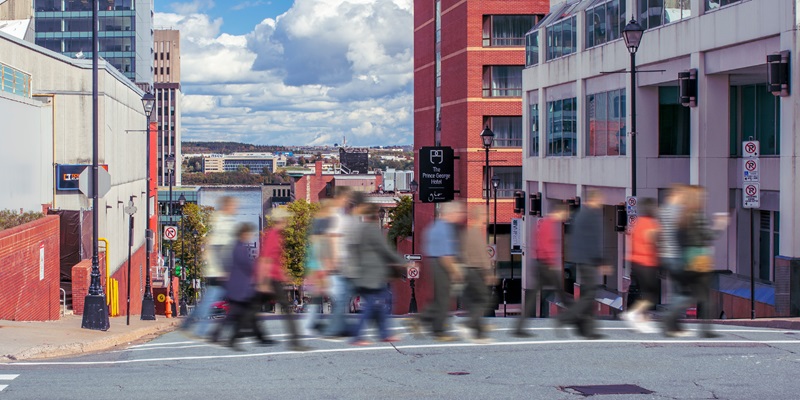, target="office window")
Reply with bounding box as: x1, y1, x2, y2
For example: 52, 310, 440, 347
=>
638, 0, 691, 30
658, 87, 690, 156
485, 116, 522, 147
586, 0, 626, 49
529, 98, 540, 157
482, 66, 523, 97
730, 84, 781, 156
546, 97, 577, 156
483, 15, 539, 47
525, 31, 539, 66
487, 167, 523, 198
587, 89, 626, 156
546, 16, 576, 60
706, 0, 739, 10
